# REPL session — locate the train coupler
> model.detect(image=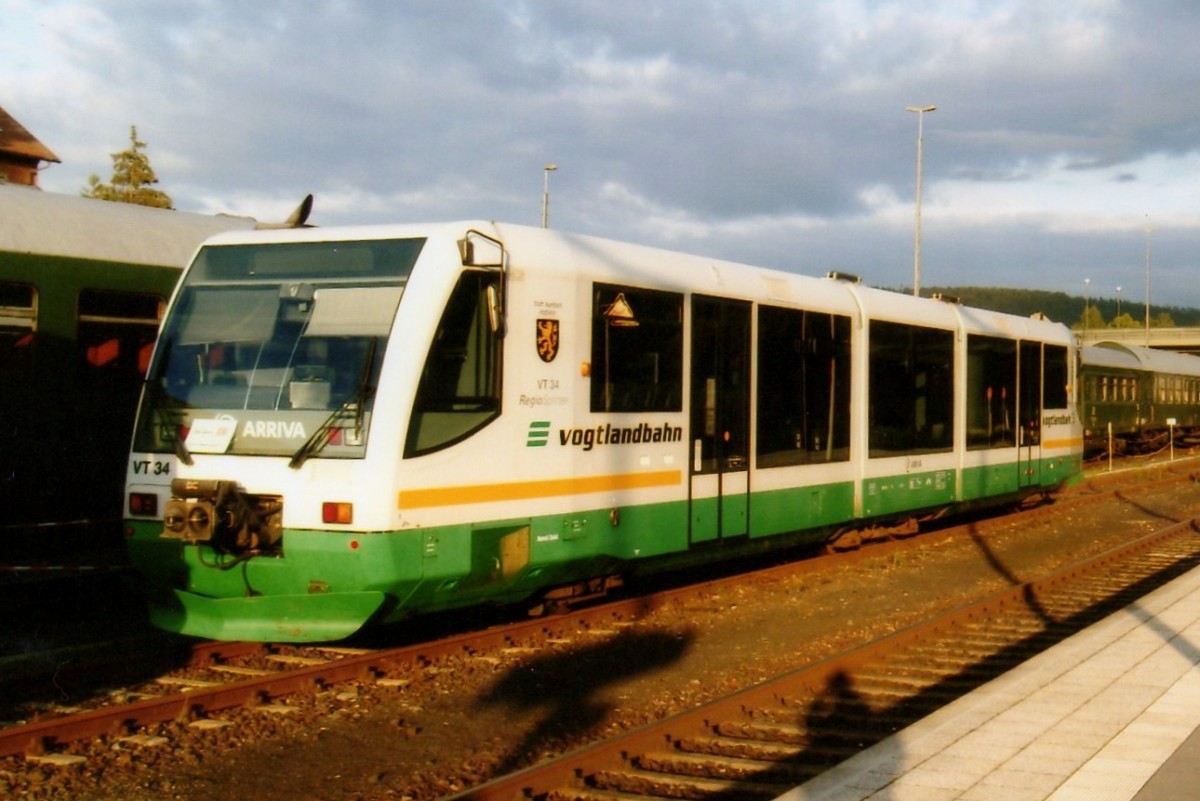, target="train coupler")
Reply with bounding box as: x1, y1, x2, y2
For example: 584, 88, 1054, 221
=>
162, 478, 283, 554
